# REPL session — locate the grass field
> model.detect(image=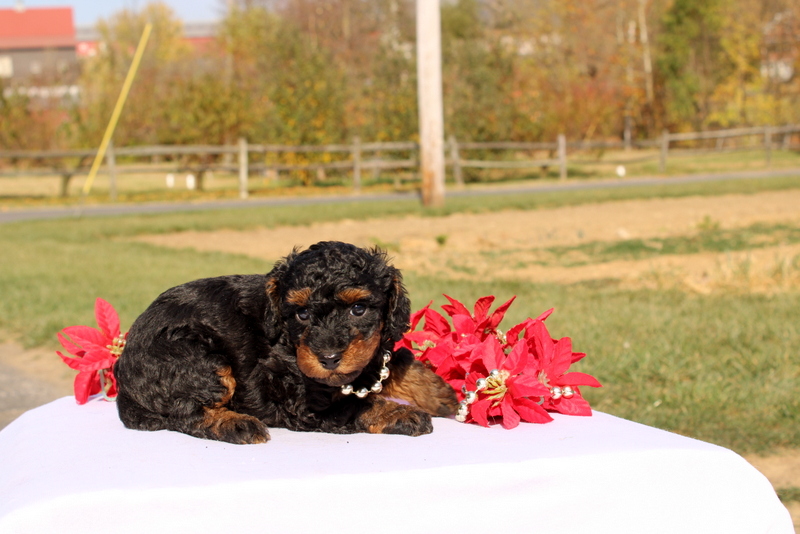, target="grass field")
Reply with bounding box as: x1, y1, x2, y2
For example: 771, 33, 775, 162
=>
1, 173, 799, 455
